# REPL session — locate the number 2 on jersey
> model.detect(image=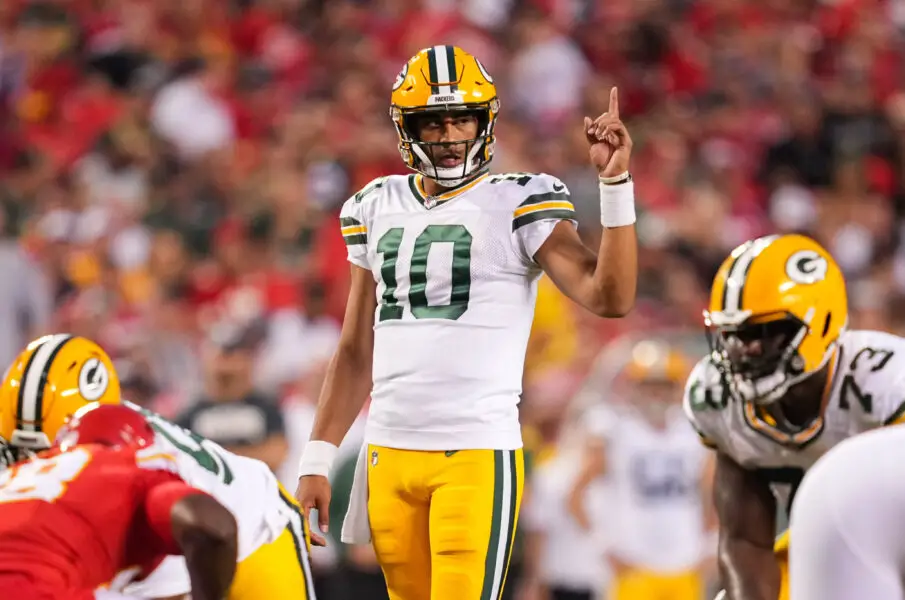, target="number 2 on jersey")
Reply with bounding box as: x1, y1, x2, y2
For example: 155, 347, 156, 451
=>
0, 448, 92, 504
377, 224, 473, 321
